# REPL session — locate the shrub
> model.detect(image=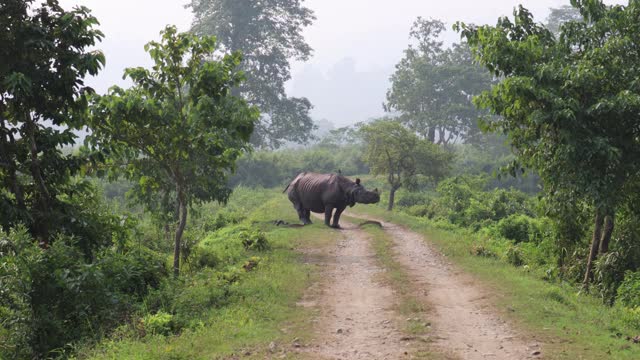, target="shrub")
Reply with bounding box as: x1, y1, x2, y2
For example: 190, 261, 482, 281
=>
142, 311, 174, 336
489, 189, 532, 221
505, 245, 524, 266
0, 227, 168, 359
471, 245, 497, 258
396, 191, 432, 208
194, 247, 220, 269
208, 209, 245, 232
621, 306, 640, 330
496, 214, 536, 243
617, 271, 640, 308
406, 204, 432, 218
243, 256, 262, 272
239, 229, 270, 251
463, 198, 494, 229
